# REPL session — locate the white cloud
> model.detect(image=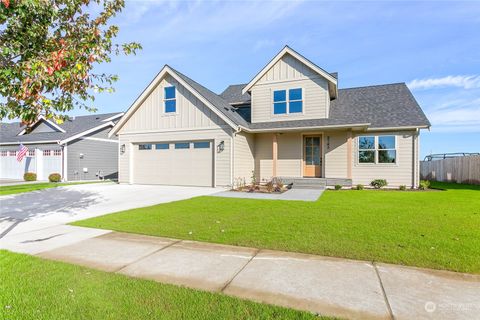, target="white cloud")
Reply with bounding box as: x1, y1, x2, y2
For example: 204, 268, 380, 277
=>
407, 75, 480, 90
